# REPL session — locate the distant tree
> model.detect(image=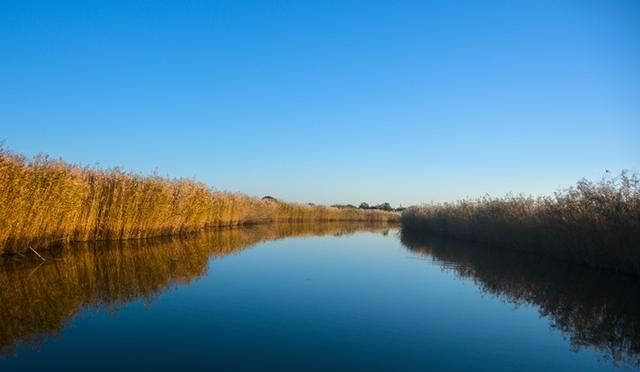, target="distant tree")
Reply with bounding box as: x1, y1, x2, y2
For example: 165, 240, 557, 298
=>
359, 202, 370, 209
262, 196, 278, 202
332, 204, 357, 209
